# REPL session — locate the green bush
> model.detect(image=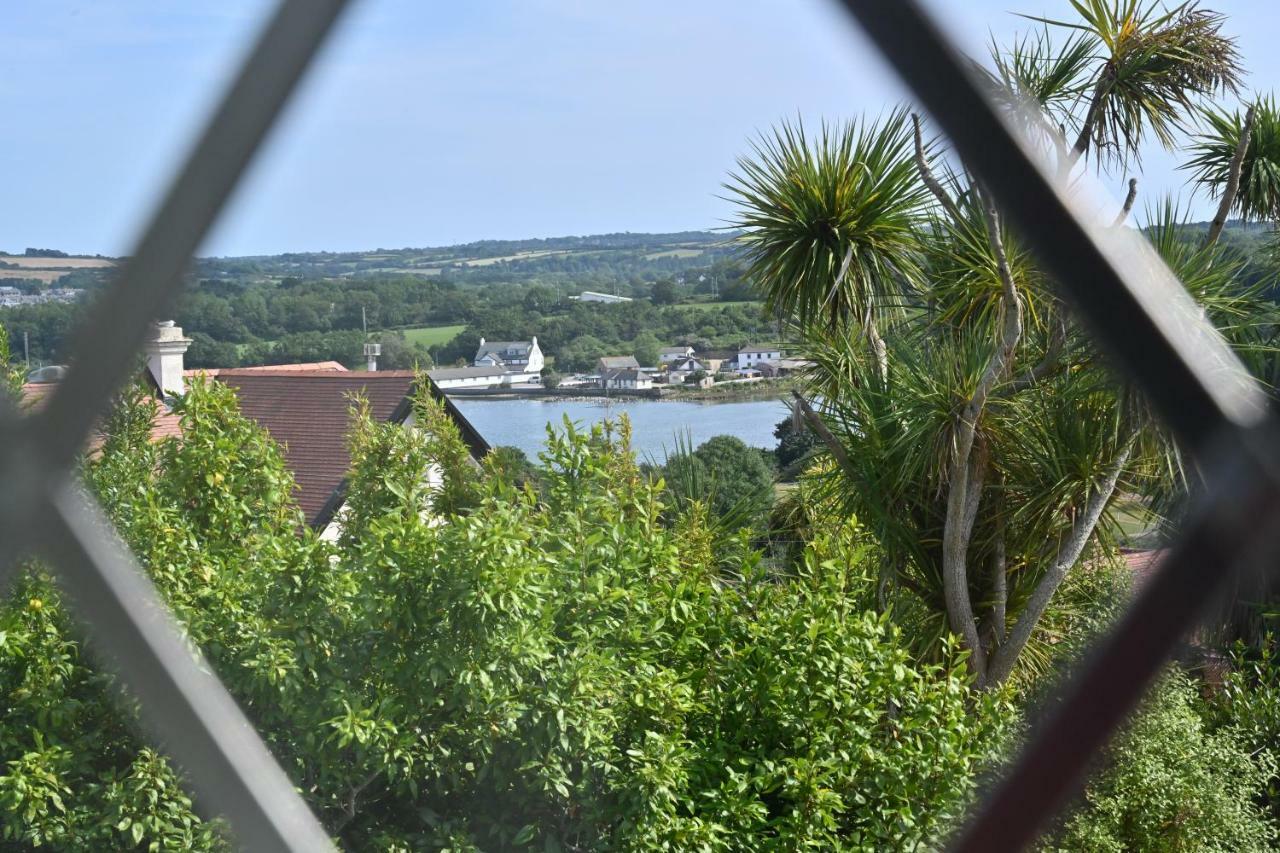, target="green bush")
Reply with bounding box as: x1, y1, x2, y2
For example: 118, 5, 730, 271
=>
1201, 639, 1280, 821
1045, 671, 1278, 852
1, 382, 1009, 849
